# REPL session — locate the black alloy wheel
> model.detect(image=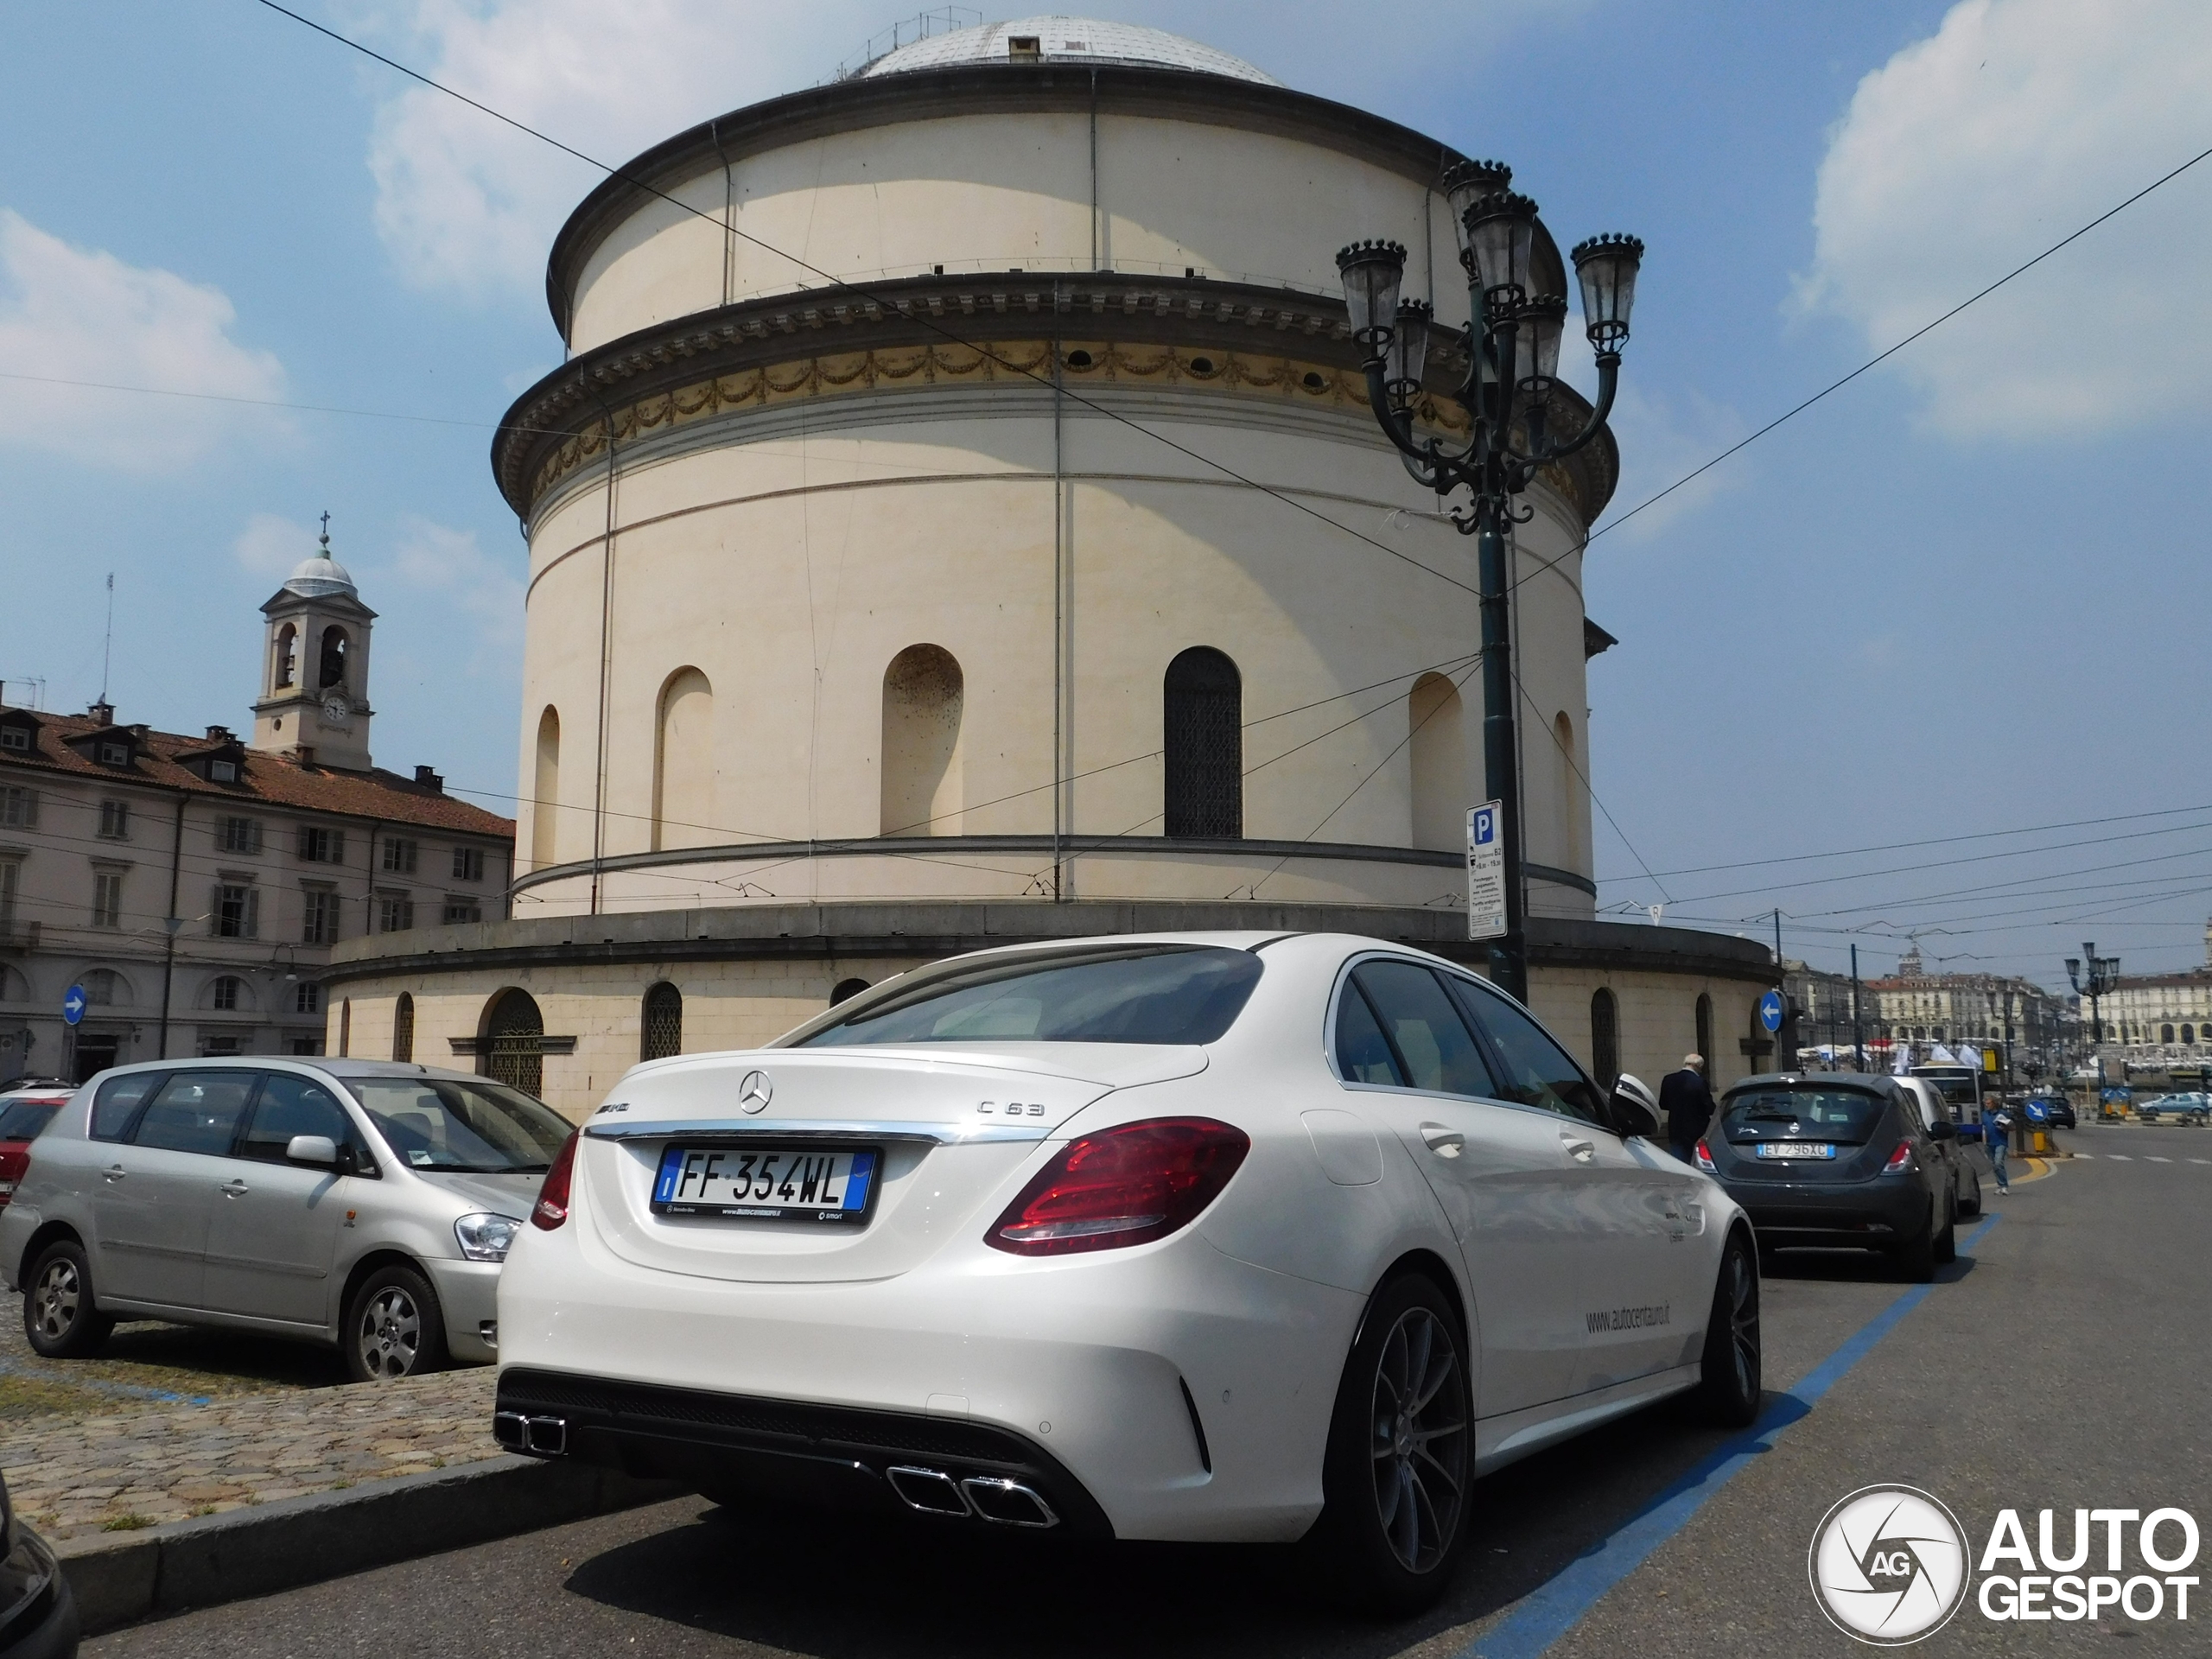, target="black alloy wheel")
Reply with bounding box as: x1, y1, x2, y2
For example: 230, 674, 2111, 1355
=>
344, 1263, 448, 1382
1693, 1231, 1762, 1427
1891, 1202, 1939, 1283
1959, 1166, 1983, 1217
23, 1241, 113, 1358
1934, 1192, 1958, 1264
1309, 1273, 1471, 1614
